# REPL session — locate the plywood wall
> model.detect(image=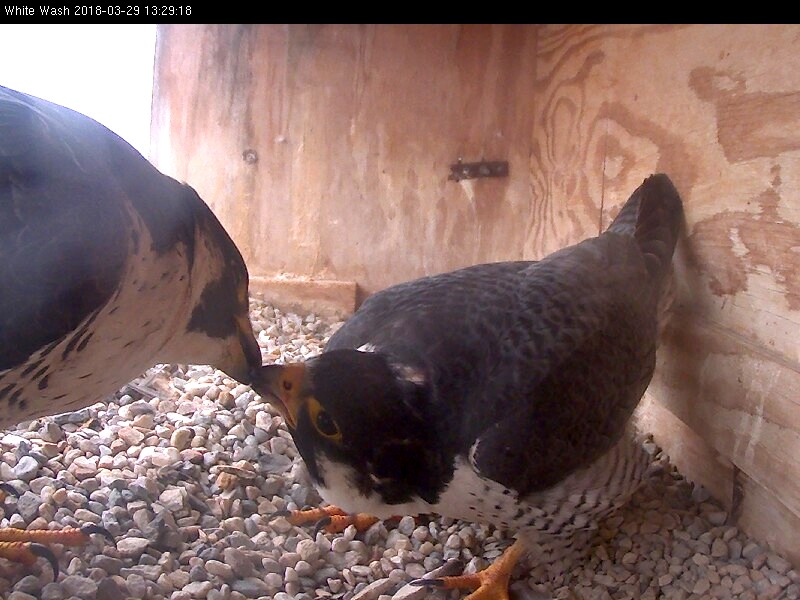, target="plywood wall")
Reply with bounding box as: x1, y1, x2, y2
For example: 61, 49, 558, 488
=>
151, 24, 800, 565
